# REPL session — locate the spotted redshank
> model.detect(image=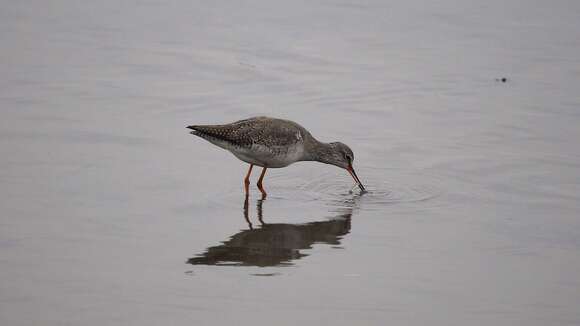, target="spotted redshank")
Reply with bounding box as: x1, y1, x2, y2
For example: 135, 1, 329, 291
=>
187, 116, 365, 197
